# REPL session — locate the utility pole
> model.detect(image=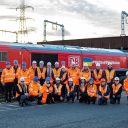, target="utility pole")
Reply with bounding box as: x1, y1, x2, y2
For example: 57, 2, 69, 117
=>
43, 20, 64, 42
16, 0, 34, 43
